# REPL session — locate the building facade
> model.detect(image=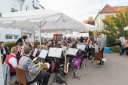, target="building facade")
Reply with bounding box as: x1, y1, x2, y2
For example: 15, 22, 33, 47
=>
0, 0, 43, 42
95, 4, 127, 31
